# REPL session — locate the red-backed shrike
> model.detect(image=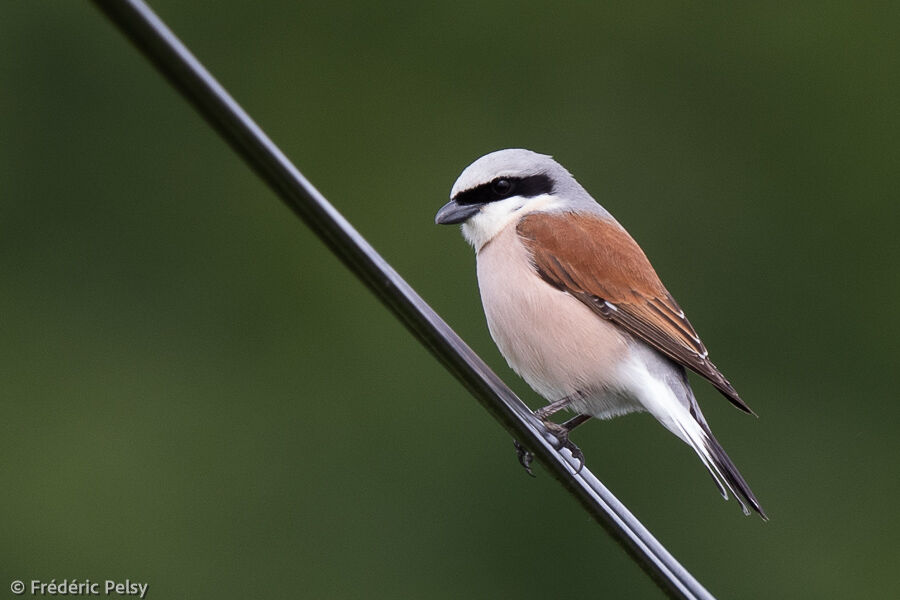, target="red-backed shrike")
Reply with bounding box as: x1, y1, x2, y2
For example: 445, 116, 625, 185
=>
435, 148, 765, 518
